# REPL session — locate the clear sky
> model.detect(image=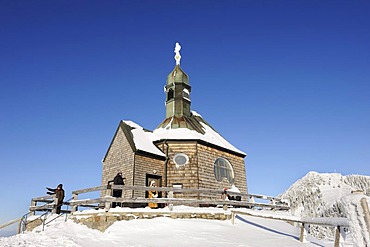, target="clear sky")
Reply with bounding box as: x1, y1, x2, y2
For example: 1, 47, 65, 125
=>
1, 0, 369, 225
